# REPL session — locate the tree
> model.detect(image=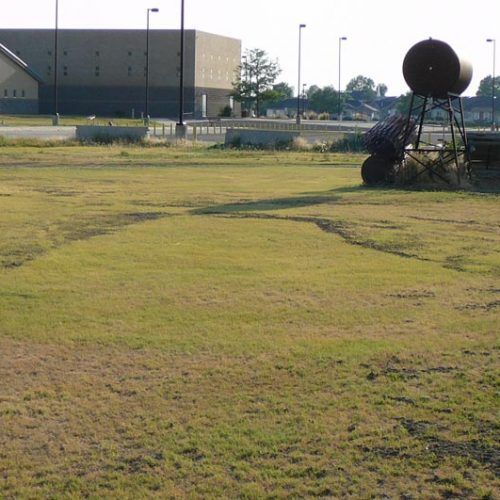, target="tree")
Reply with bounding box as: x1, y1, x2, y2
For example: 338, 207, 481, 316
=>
308, 85, 339, 114
346, 75, 376, 101
376, 83, 388, 97
272, 82, 294, 100
396, 91, 428, 118
231, 48, 281, 116
395, 91, 413, 116
476, 75, 500, 97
